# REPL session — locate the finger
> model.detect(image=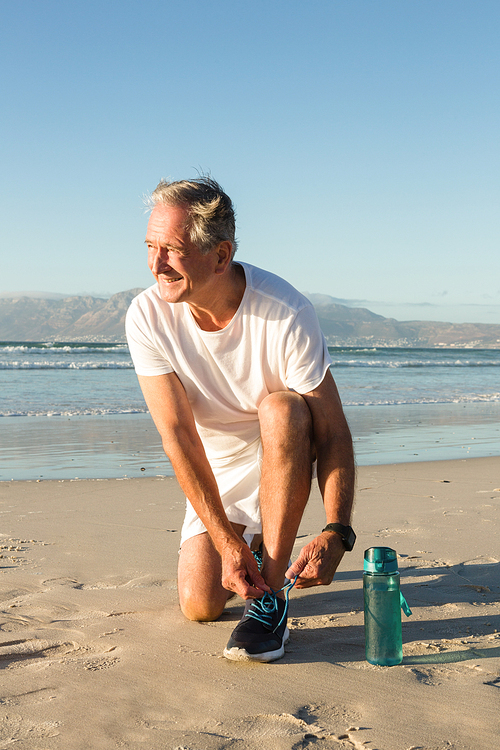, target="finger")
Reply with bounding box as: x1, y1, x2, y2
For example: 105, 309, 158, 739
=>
226, 570, 268, 600
293, 567, 327, 588
289, 559, 322, 587
236, 578, 267, 599
294, 566, 335, 588
294, 577, 321, 589
285, 556, 307, 581
239, 551, 272, 593
242, 584, 267, 599
248, 569, 271, 593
